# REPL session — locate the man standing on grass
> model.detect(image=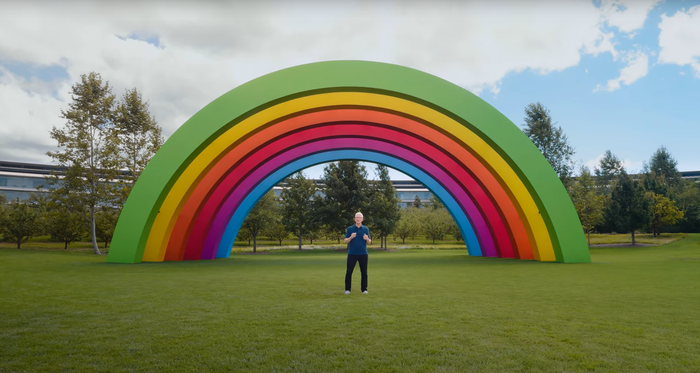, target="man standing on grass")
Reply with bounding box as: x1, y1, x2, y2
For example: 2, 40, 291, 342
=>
344, 212, 371, 295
